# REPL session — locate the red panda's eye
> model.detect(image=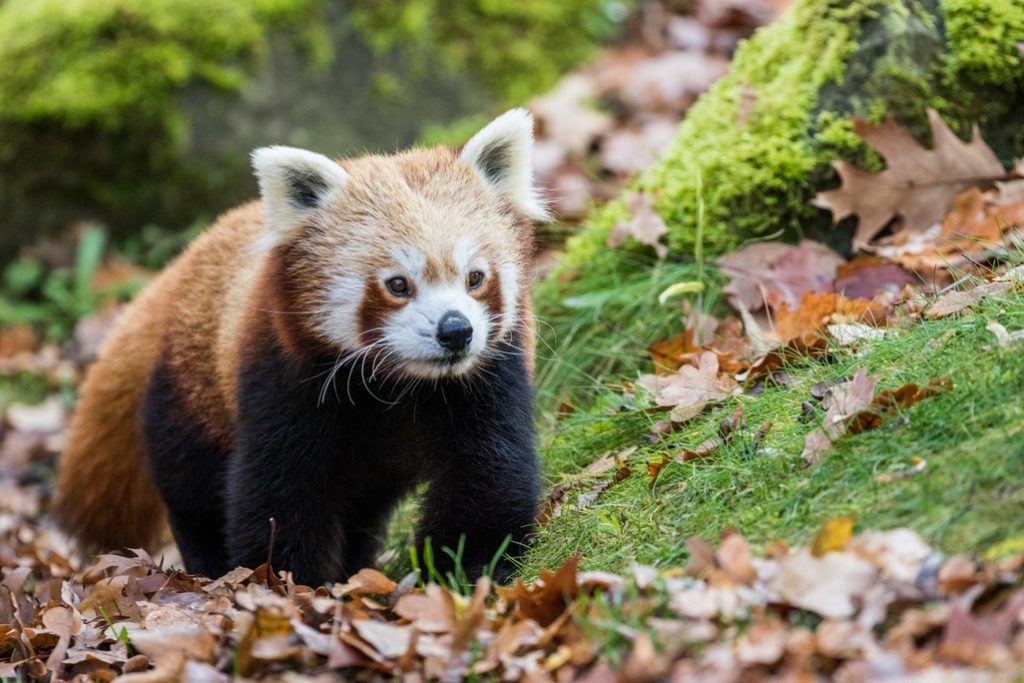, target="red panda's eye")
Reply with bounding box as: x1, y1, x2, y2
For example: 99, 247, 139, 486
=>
386, 276, 410, 296
468, 271, 484, 290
